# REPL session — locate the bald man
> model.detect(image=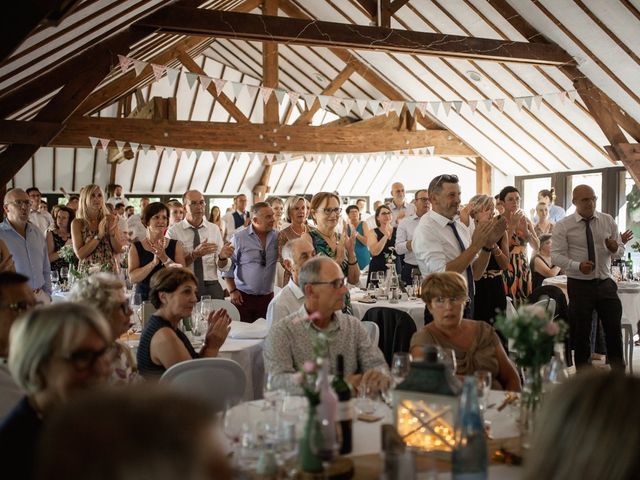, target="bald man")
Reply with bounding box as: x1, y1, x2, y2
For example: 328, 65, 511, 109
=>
551, 184, 625, 371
